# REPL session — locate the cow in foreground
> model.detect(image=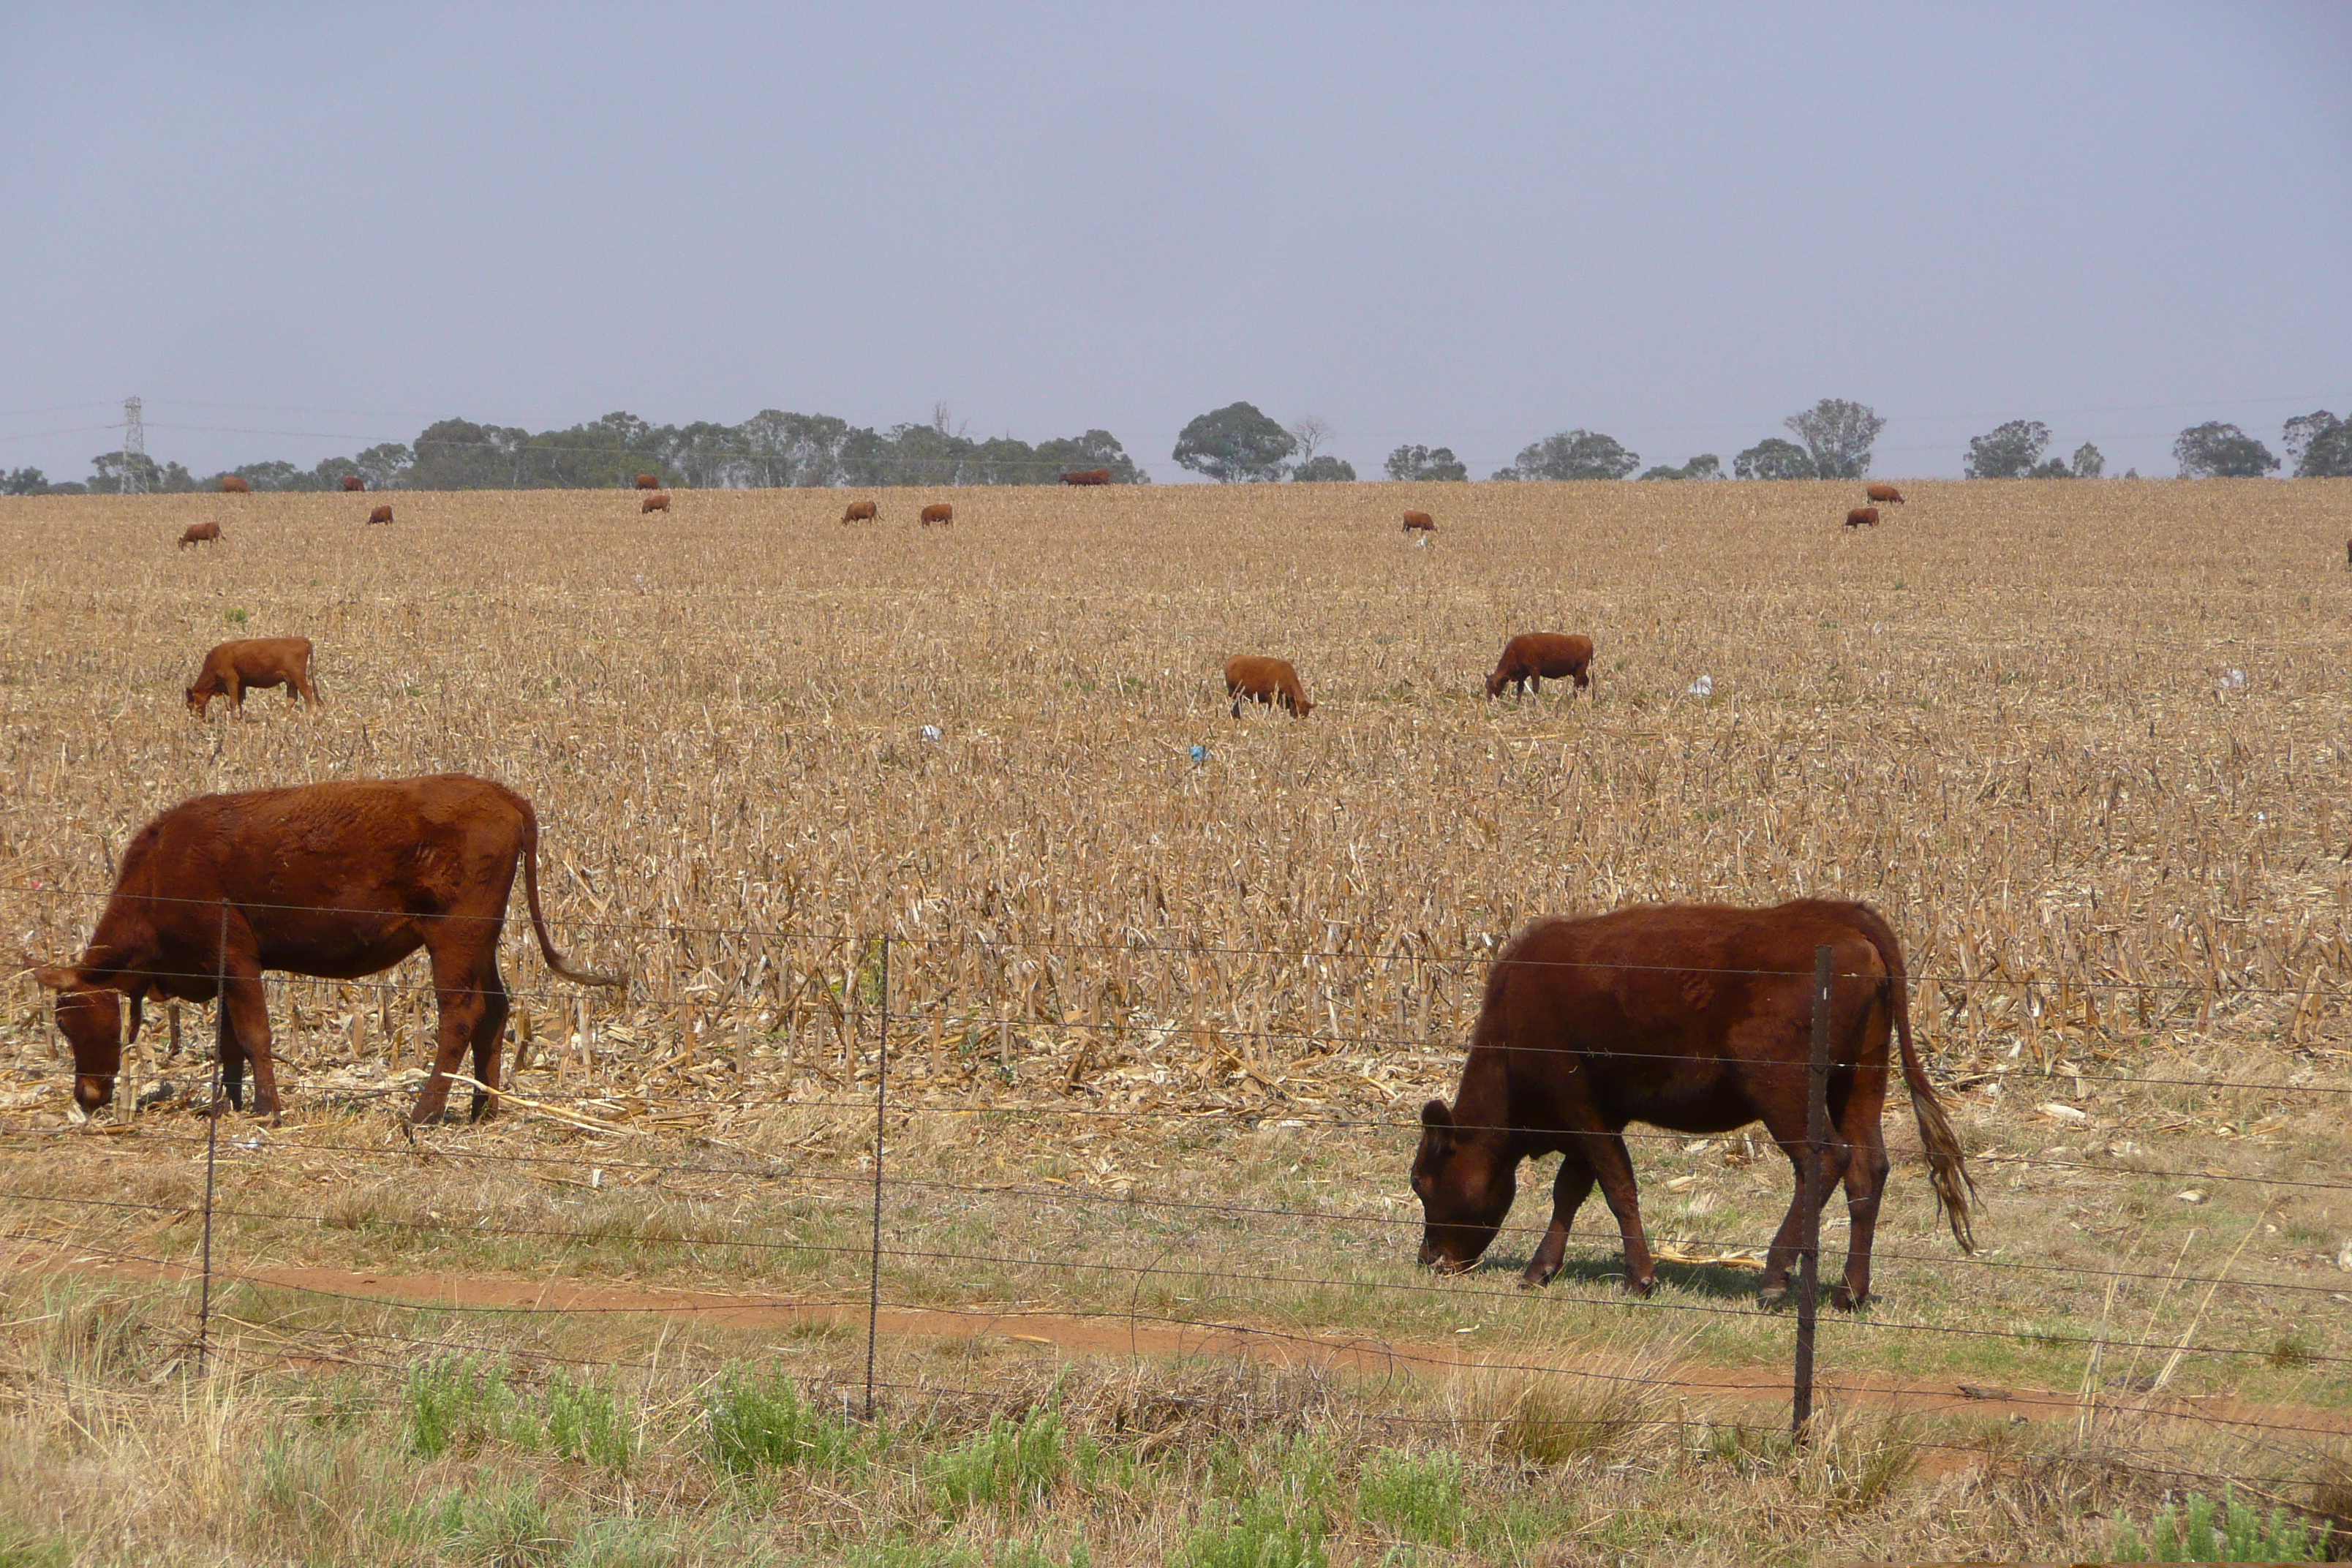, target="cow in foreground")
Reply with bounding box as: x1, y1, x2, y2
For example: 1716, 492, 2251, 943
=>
1224, 655, 1313, 718
1486, 633, 1594, 698
177, 521, 222, 549
341, 474, 365, 492
634, 472, 660, 490
1411, 899, 1975, 1310
1402, 510, 1436, 534
219, 476, 251, 494
366, 505, 393, 525
31, 775, 624, 1123
1844, 506, 1880, 529
1865, 483, 1904, 505
641, 491, 670, 515
843, 499, 878, 523
187, 637, 319, 717
1060, 468, 1112, 486
920, 502, 954, 526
